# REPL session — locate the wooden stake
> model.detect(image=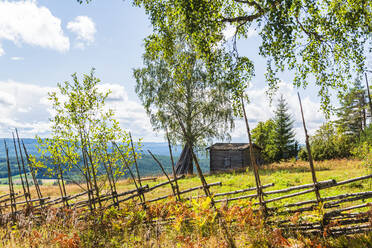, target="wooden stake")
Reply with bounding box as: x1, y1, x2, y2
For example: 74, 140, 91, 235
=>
57, 163, 69, 207
81, 145, 94, 211
112, 142, 146, 207
364, 73, 372, 120
106, 151, 119, 206
15, 129, 31, 201
241, 95, 266, 213
148, 182, 222, 203
166, 128, 181, 201
101, 152, 118, 207
147, 175, 185, 191
148, 150, 178, 198
84, 148, 102, 209
297, 93, 322, 203
22, 141, 44, 208
12, 132, 29, 206
129, 132, 146, 203
4, 140, 17, 221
